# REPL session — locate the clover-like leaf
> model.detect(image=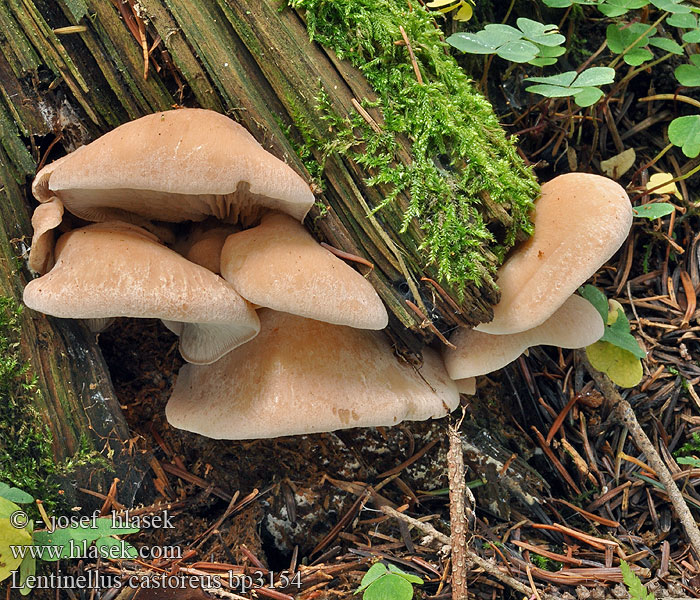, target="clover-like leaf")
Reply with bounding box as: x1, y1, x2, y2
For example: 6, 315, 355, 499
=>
649, 0, 692, 13
497, 39, 540, 63
668, 115, 700, 157
364, 574, 414, 600
586, 342, 643, 388
387, 564, 424, 585
357, 563, 388, 594
676, 456, 700, 467
632, 203, 675, 220
606, 23, 655, 66
667, 12, 697, 28
0, 483, 33, 505
675, 55, 700, 86
599, 0, 651, 17
648, 37, 684, 54
682, 29, 700, 43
